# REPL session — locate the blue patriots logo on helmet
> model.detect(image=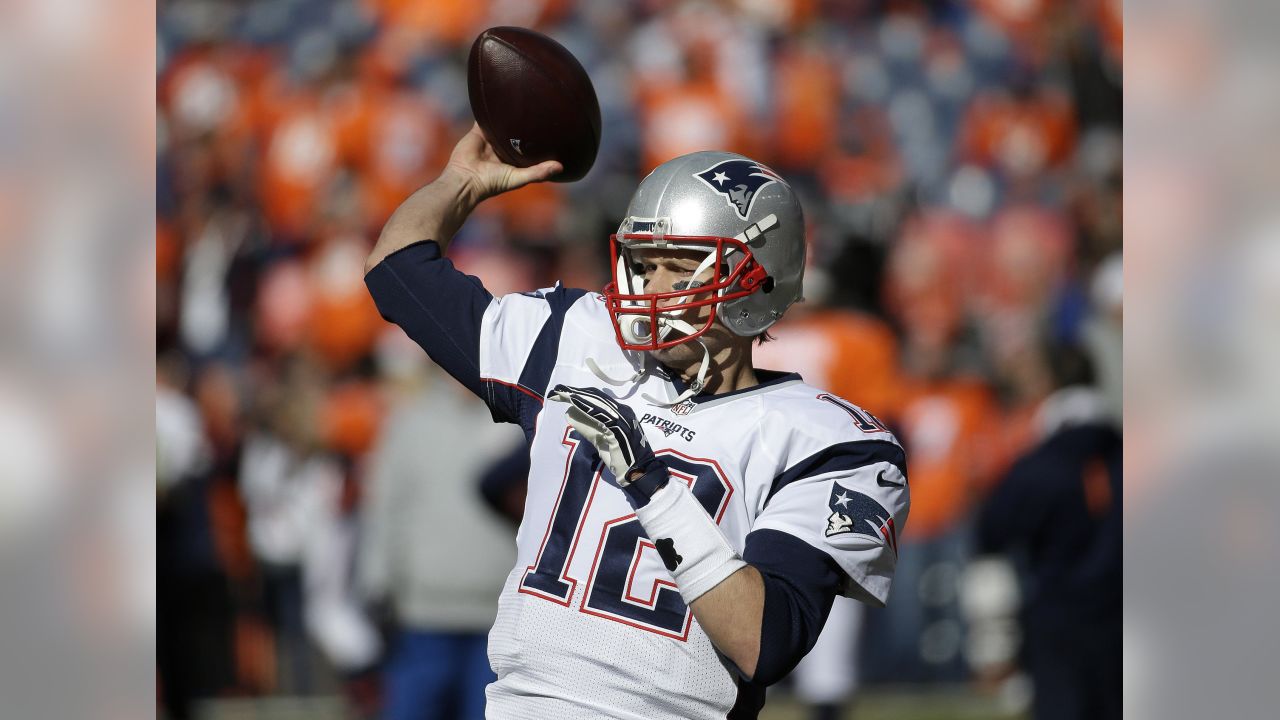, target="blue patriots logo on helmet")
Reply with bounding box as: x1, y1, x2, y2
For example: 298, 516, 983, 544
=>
694, 159, 786, 220
825, 481, 898, 554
